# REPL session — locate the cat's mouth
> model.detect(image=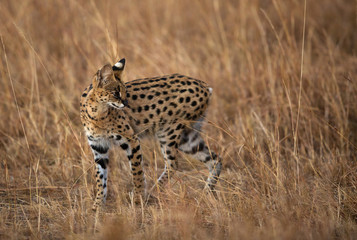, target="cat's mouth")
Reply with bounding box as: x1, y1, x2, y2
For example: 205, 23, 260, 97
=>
108, 102, 125, 109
